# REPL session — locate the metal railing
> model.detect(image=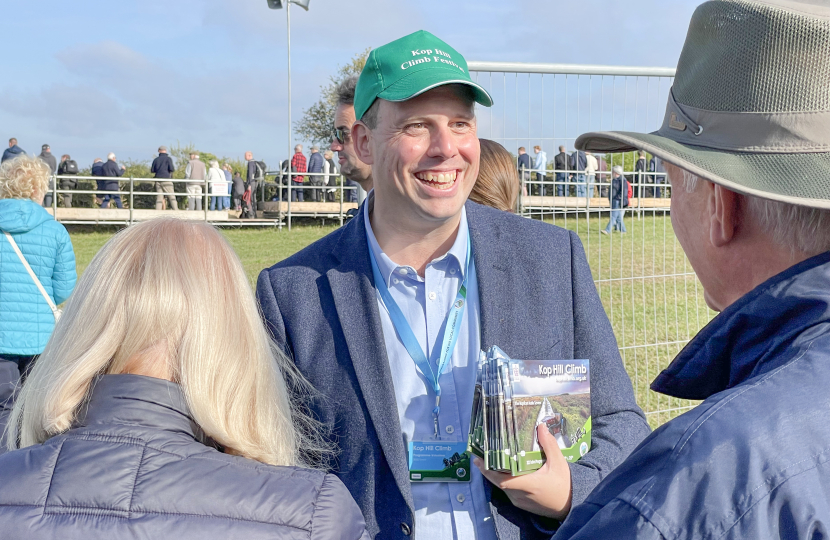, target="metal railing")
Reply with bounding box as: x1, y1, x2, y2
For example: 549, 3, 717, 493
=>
44, 172, 359, 227
468, 61, 713, 427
